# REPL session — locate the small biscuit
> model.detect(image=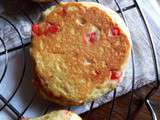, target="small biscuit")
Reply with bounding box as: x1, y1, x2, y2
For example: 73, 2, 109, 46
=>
21, 110, 82, 120
31, 2, 132, 106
